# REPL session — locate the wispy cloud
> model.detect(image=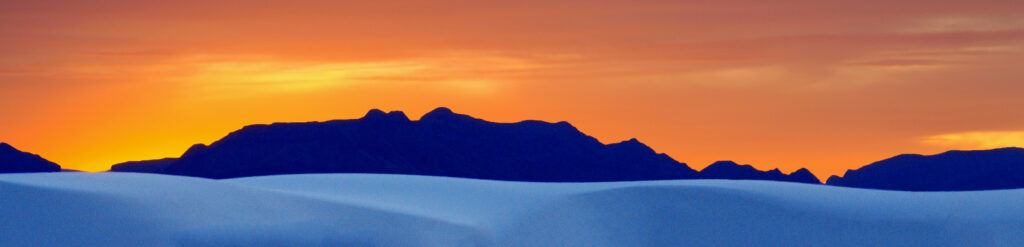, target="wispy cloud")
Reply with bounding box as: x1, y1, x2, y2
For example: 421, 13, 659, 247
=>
923, 131, 1024, 149
145, 52, 548, 97
177, 59, 428, 93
